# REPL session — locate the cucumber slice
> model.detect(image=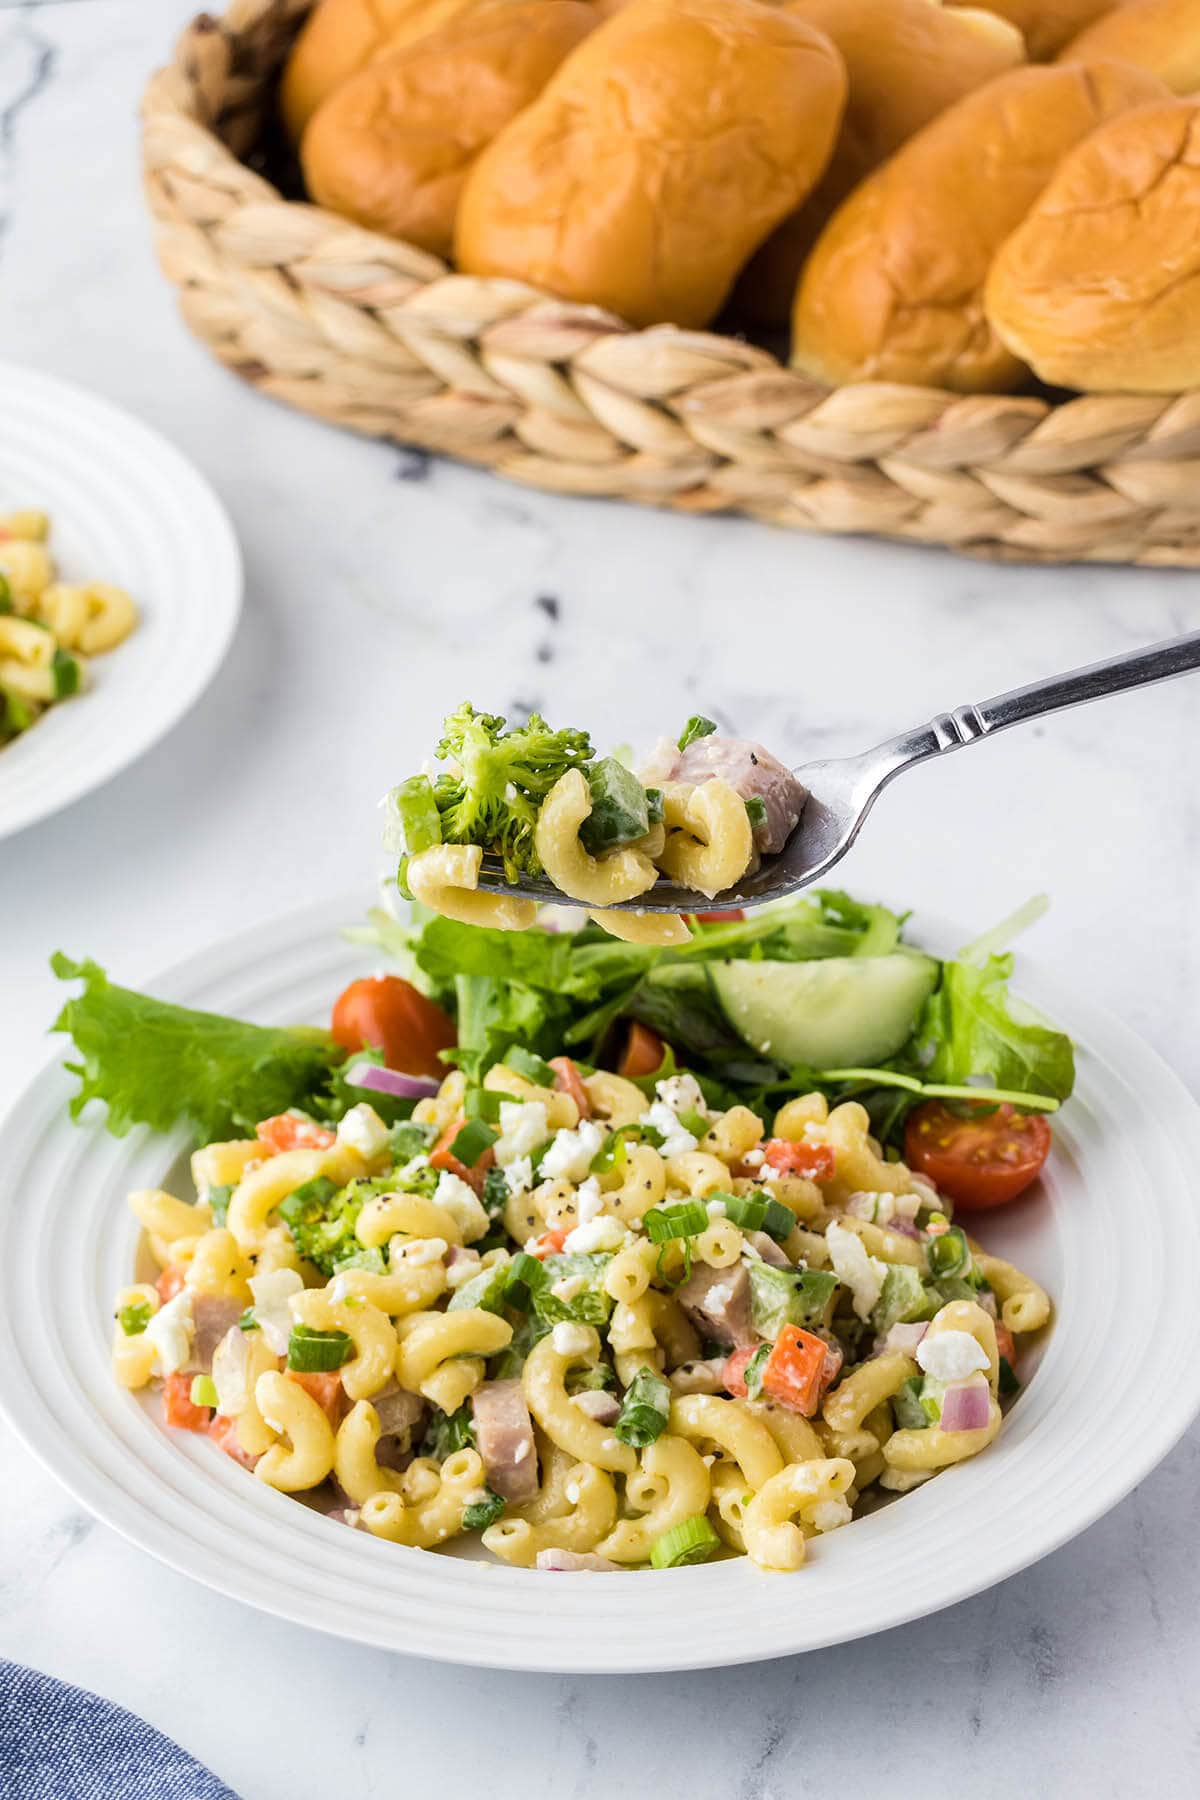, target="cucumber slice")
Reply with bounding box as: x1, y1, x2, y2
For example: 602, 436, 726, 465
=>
708, 952, 938, 1067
